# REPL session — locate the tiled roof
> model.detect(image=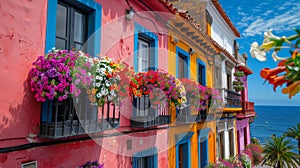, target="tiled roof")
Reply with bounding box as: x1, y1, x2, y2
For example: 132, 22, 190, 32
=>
211, 0, 240, 37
